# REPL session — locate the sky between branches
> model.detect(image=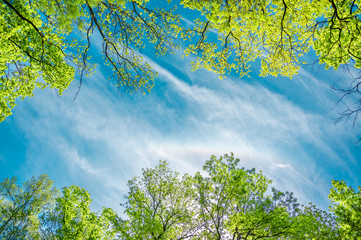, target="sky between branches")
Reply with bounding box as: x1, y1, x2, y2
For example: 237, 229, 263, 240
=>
0, 1, 361, 213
